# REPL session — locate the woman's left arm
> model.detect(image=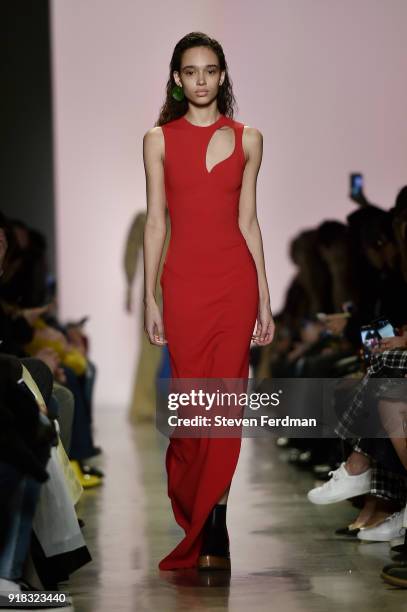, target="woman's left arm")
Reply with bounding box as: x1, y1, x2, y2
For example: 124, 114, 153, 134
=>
238, 126, 275, 346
